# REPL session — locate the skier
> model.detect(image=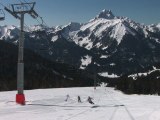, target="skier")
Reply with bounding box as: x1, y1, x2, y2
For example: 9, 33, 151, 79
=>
78, 96, 82, 103
87, 96, 94, 104
65, 94, 70, 101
